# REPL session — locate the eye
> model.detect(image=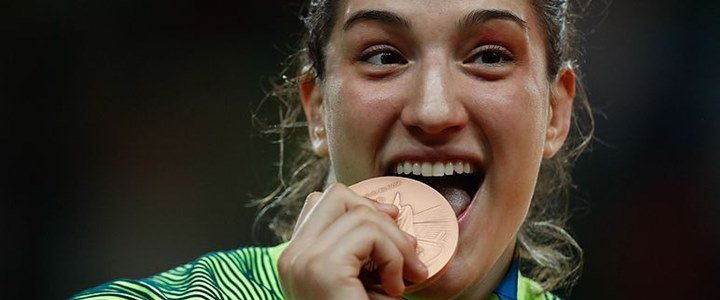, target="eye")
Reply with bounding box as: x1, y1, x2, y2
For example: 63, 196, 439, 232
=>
466, 45, 514, 65
361, 47, 408, 65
